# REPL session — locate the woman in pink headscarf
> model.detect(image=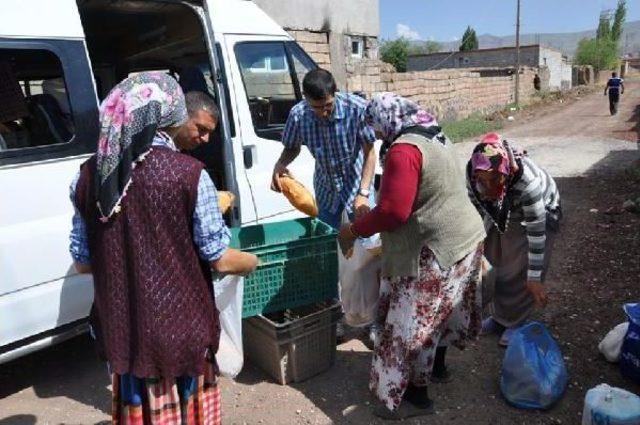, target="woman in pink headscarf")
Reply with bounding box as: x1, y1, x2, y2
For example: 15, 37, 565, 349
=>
467, 133, 562, 347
